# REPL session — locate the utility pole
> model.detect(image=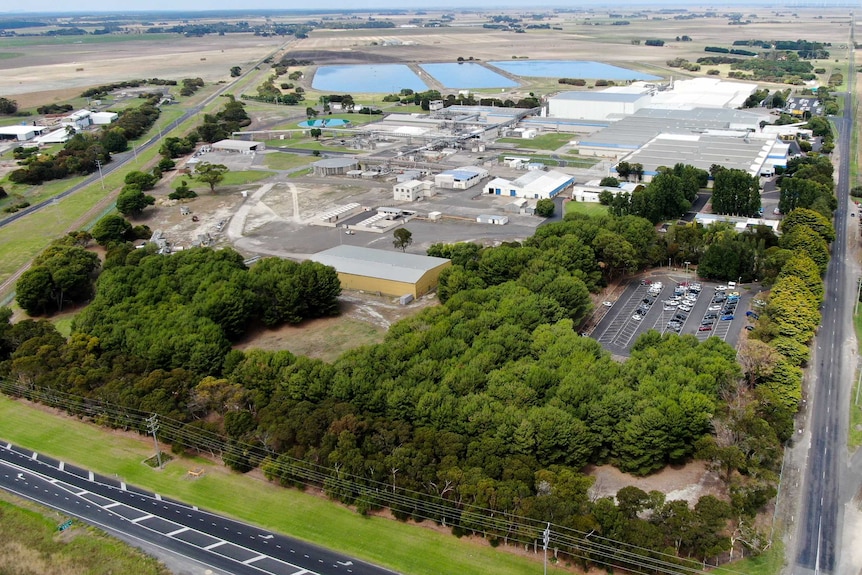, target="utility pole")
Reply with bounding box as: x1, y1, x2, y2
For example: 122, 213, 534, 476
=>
146, 415, 163, 469
542, 523, 550, 575
94, 159, 105, 190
